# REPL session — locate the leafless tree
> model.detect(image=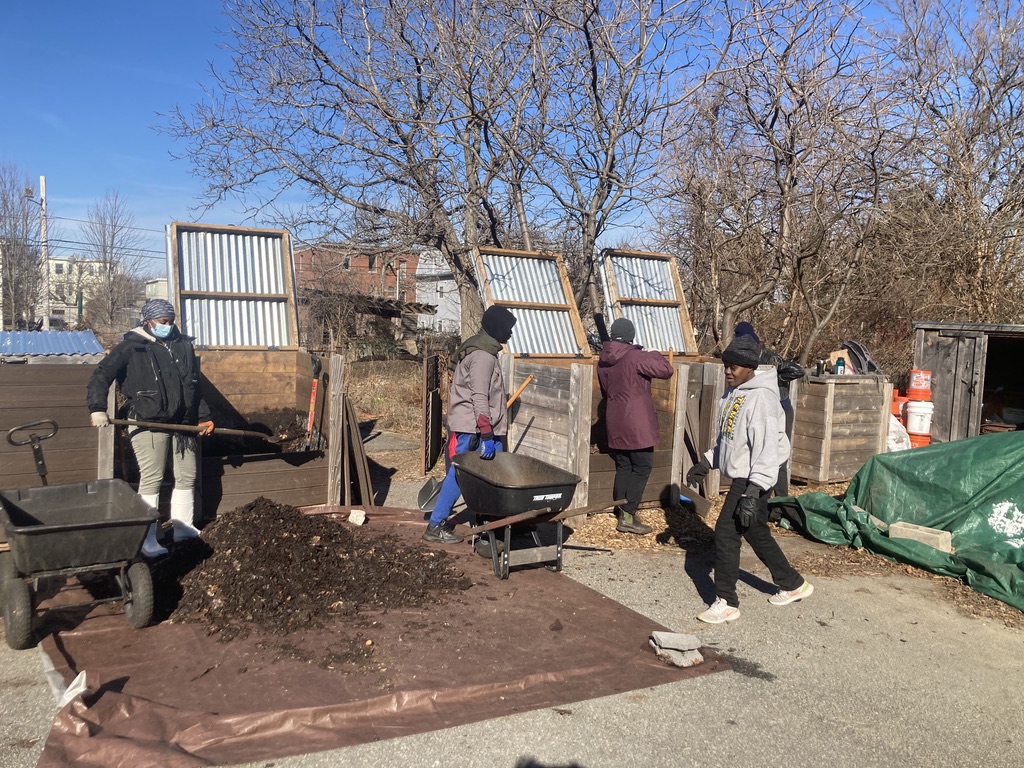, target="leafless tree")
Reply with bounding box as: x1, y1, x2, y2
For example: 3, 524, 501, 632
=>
878, 0, 1024, 322
165, 0, 734, 335
79, 191, 147, 340
657, 0, 911, 363
0, 162, 43, 329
